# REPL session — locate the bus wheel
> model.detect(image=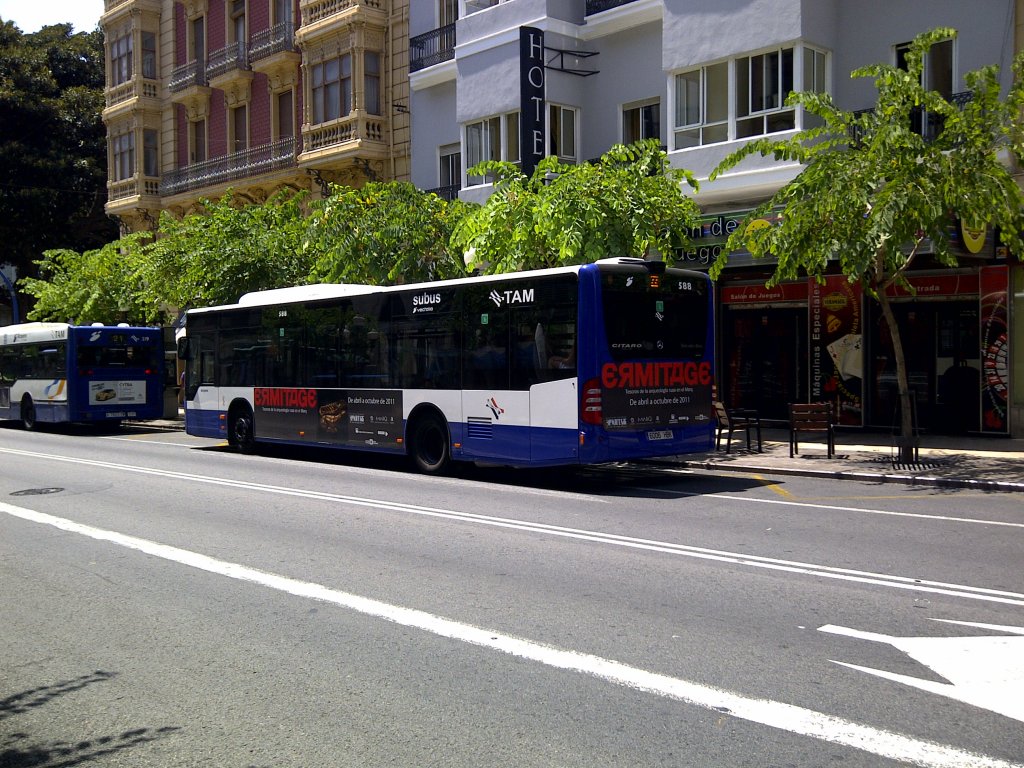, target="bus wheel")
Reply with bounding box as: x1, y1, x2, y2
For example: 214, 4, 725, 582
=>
409, 411, 450, 474
20, 396, 37, 431
230, 406, 256, 454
